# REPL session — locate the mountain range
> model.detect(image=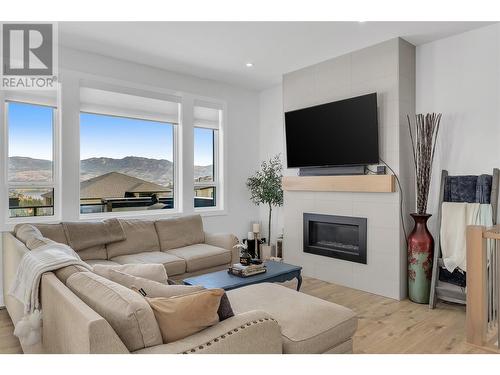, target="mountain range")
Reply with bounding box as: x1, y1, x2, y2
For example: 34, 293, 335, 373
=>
9, 156, 213, 187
